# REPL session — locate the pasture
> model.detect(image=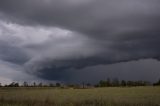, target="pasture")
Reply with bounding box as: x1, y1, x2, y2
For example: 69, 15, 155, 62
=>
0, 87, 160, 106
